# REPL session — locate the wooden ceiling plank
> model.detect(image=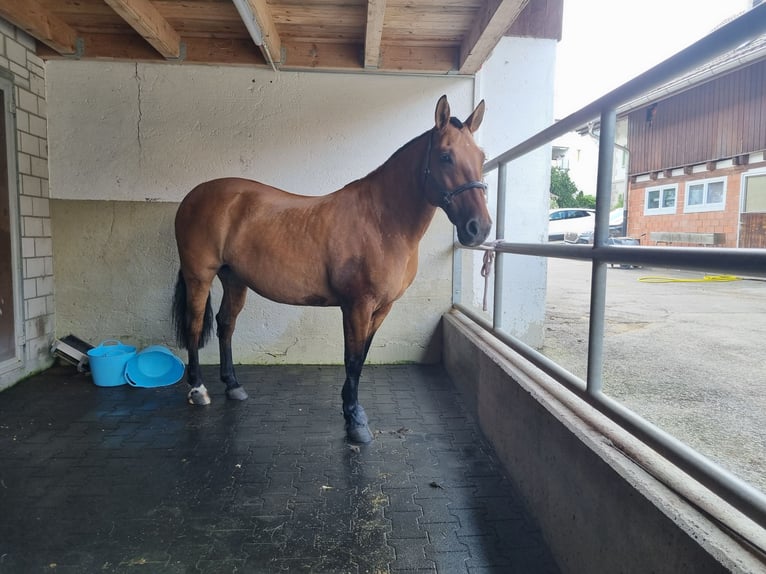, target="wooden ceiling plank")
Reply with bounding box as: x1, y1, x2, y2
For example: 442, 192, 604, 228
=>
364, 0, 387, 68
270, 6, 366, 28
103, 0, 182, 59
38, 33, 267, 67
459, 0, 528, 74
282, 41, 361, 71
238, 0, 282, 68
0, 0, 79, 55
381, 45, 458, 74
